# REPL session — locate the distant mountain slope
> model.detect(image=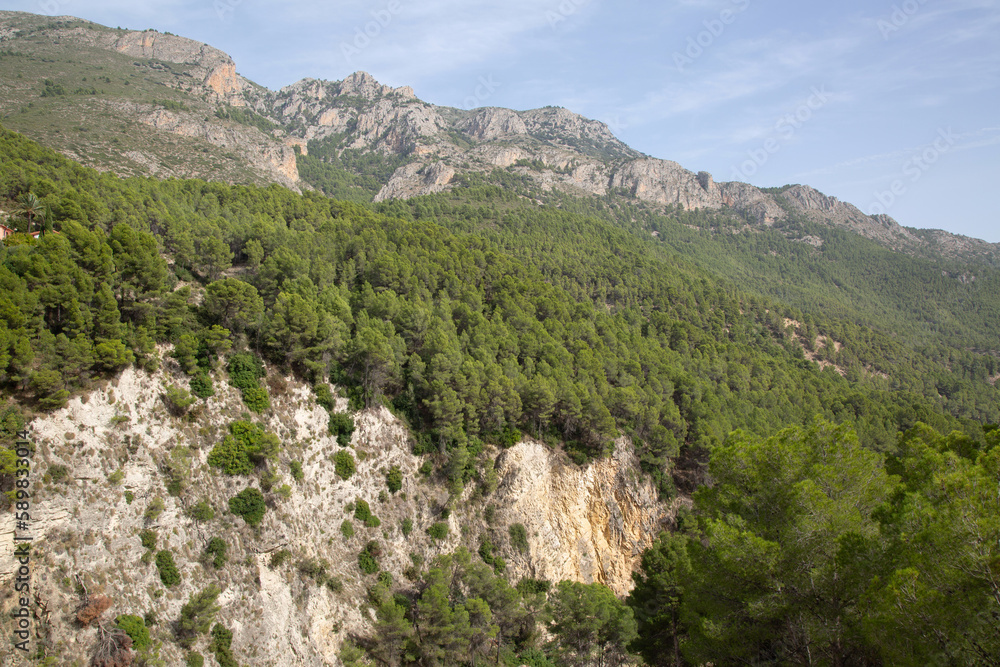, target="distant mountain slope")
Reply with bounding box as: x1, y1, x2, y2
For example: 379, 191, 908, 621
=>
0, 10, 997, 267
